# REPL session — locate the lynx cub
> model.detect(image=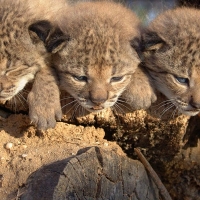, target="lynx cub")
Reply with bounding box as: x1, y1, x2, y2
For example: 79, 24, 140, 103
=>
142, 7, 200, 116
42, 1, 156, 114
0, 0, 66, 129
